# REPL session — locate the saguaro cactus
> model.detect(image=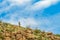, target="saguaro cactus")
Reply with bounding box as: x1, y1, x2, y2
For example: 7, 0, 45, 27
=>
18, 22, 20, 27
